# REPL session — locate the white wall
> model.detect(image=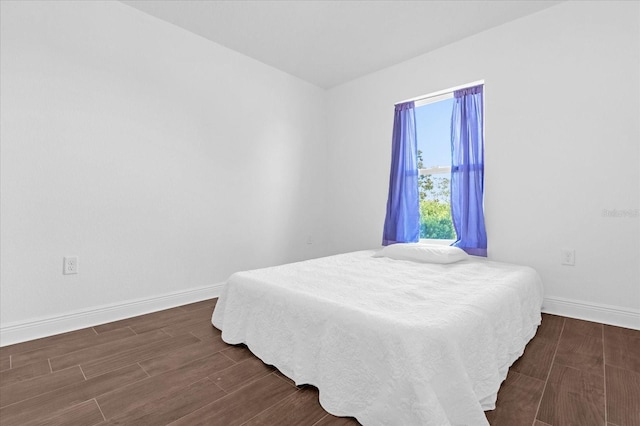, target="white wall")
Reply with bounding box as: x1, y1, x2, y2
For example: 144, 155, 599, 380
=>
2, 1, 638, 344
0, 1, 329, 343
326, 1, 640, 327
